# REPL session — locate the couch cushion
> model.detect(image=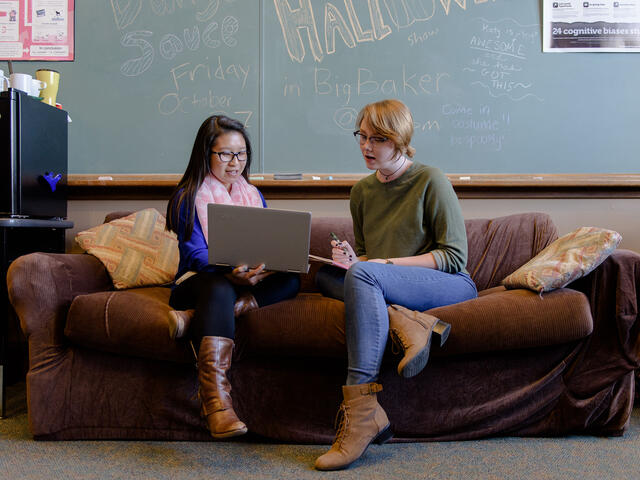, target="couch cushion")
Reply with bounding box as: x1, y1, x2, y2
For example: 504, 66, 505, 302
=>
427, 286, 593, 356
95, 211, 557, 294
235, 293, 347, 359
64, 287, 592, 363
464, 213, 559, 291
75, 209, 179, 289
65, 287, 193, 363
304, 213, 560, 294
502, 227, 621, 293
236, 288, 593, 359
